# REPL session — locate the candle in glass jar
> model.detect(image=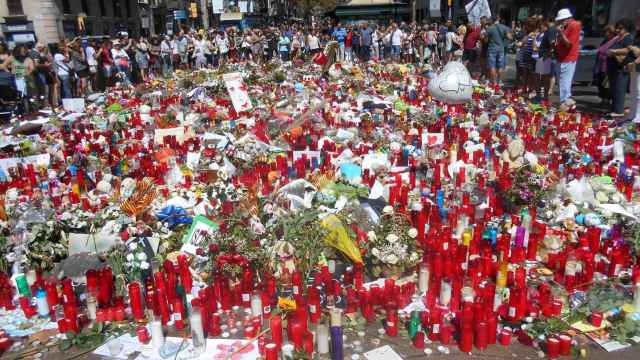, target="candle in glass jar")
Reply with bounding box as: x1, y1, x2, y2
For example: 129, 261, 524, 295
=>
317, 324, 330, 354
128, 282, 145, 321
546, 337, 560, 358
439, 278, 452, 306
558, 334, 572, 356
189, 302, 206, 355
250, 293, 262, 318
264, 343, 278, 360
418, 265, 430, 294
270, 314, 283, 347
